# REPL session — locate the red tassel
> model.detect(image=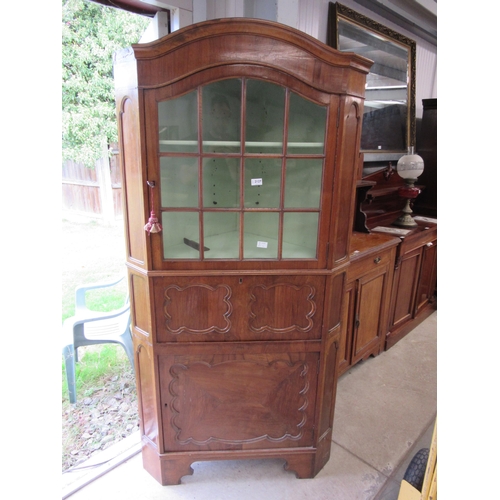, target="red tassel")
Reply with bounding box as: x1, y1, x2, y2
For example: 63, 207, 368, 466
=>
145, 181, 162, 234
144, 210, 162, 234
